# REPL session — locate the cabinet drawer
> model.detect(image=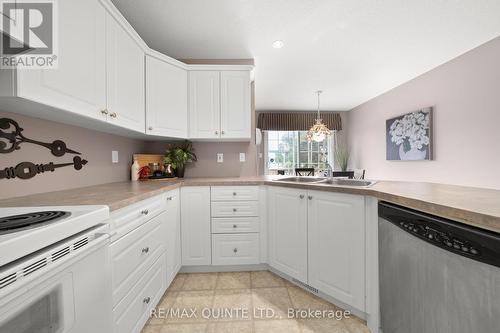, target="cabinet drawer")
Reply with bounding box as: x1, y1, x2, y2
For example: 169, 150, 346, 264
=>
212, 217, 259, 233
111, 212, 165, 305
113, 254, 166, 333
211, 201, 259, 217
212, 234, 259, 265
211, 186, 259, 201
110, 194, 166, 240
